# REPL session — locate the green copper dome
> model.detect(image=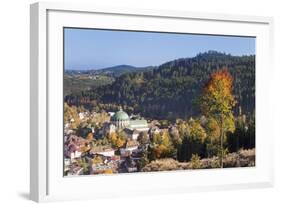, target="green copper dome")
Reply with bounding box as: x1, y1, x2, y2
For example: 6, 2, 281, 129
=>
111, 108, 129, 121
